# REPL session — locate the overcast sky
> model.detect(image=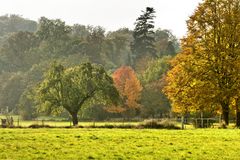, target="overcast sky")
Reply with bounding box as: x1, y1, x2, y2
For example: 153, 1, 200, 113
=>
0, 0, 203, 38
